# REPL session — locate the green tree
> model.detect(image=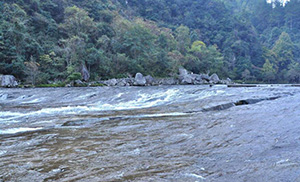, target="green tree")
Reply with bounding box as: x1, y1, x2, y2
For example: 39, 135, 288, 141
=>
24, 56, 40, 85
187, 41, 224, 76
175, 25, 191, 55
286, 62, 300, 83
262, 59, 276, 82
60, 6, 96, 38
272, 32, 294, 80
